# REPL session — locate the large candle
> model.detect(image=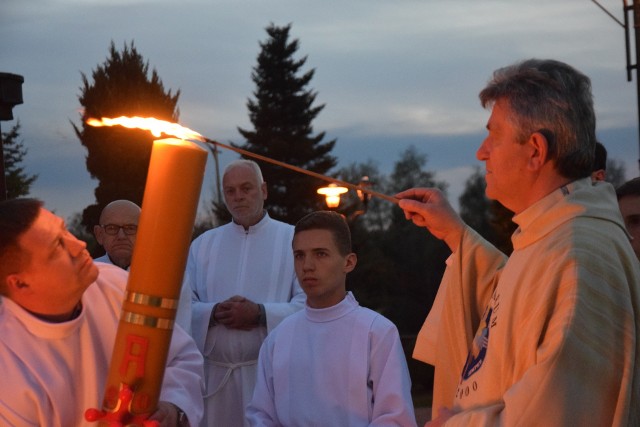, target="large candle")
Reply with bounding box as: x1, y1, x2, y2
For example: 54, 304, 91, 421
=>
86, 138, 207, 424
